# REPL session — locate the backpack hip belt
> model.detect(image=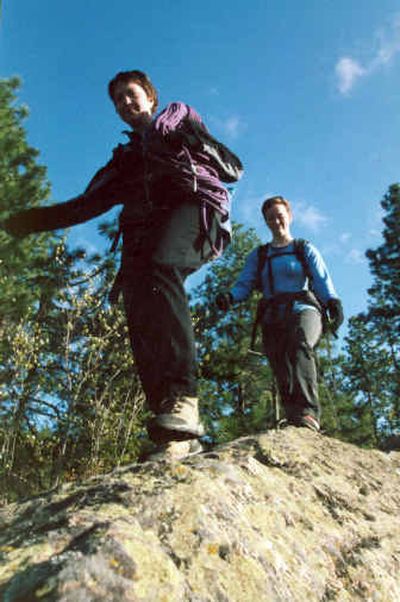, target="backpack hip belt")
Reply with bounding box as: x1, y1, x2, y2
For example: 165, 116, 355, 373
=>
250, 290, 323, 350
